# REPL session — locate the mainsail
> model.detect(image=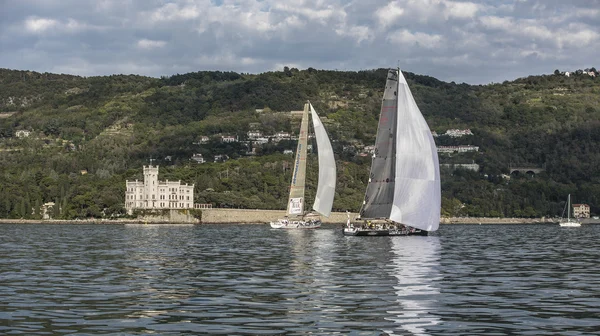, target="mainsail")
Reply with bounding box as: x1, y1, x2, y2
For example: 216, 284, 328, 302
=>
310, 103, 336, 217
360, 70, 398, 219
360, 69, 440, 232
286, 103, 309, 217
